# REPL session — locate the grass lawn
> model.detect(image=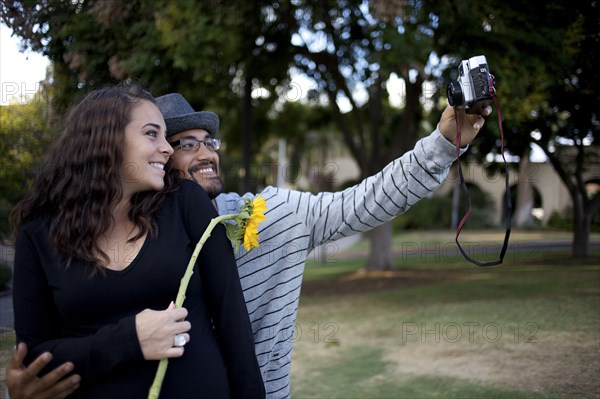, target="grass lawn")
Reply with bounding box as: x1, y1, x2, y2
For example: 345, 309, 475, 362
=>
0, 331, 15, 391
291, 230, 600, 398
